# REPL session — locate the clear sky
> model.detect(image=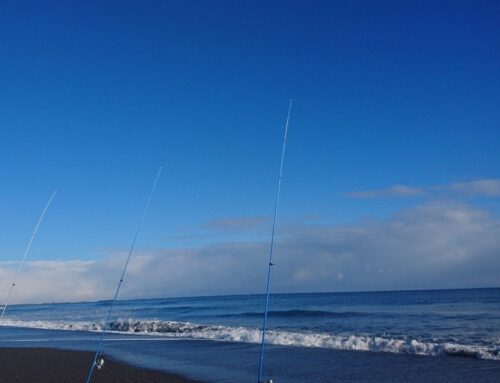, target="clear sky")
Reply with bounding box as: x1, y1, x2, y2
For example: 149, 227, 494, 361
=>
0, 1, 499, 303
